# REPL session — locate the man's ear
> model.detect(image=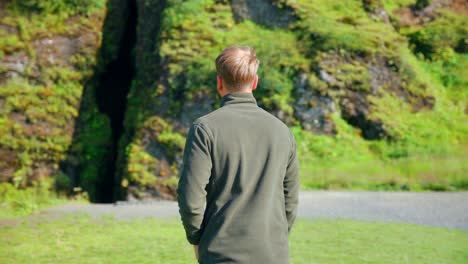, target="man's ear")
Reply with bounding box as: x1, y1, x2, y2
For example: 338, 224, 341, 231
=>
217, 75, 223, 90
216, 74, 223, 92
251, 75, 258, 91
217, 75, 224, 96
